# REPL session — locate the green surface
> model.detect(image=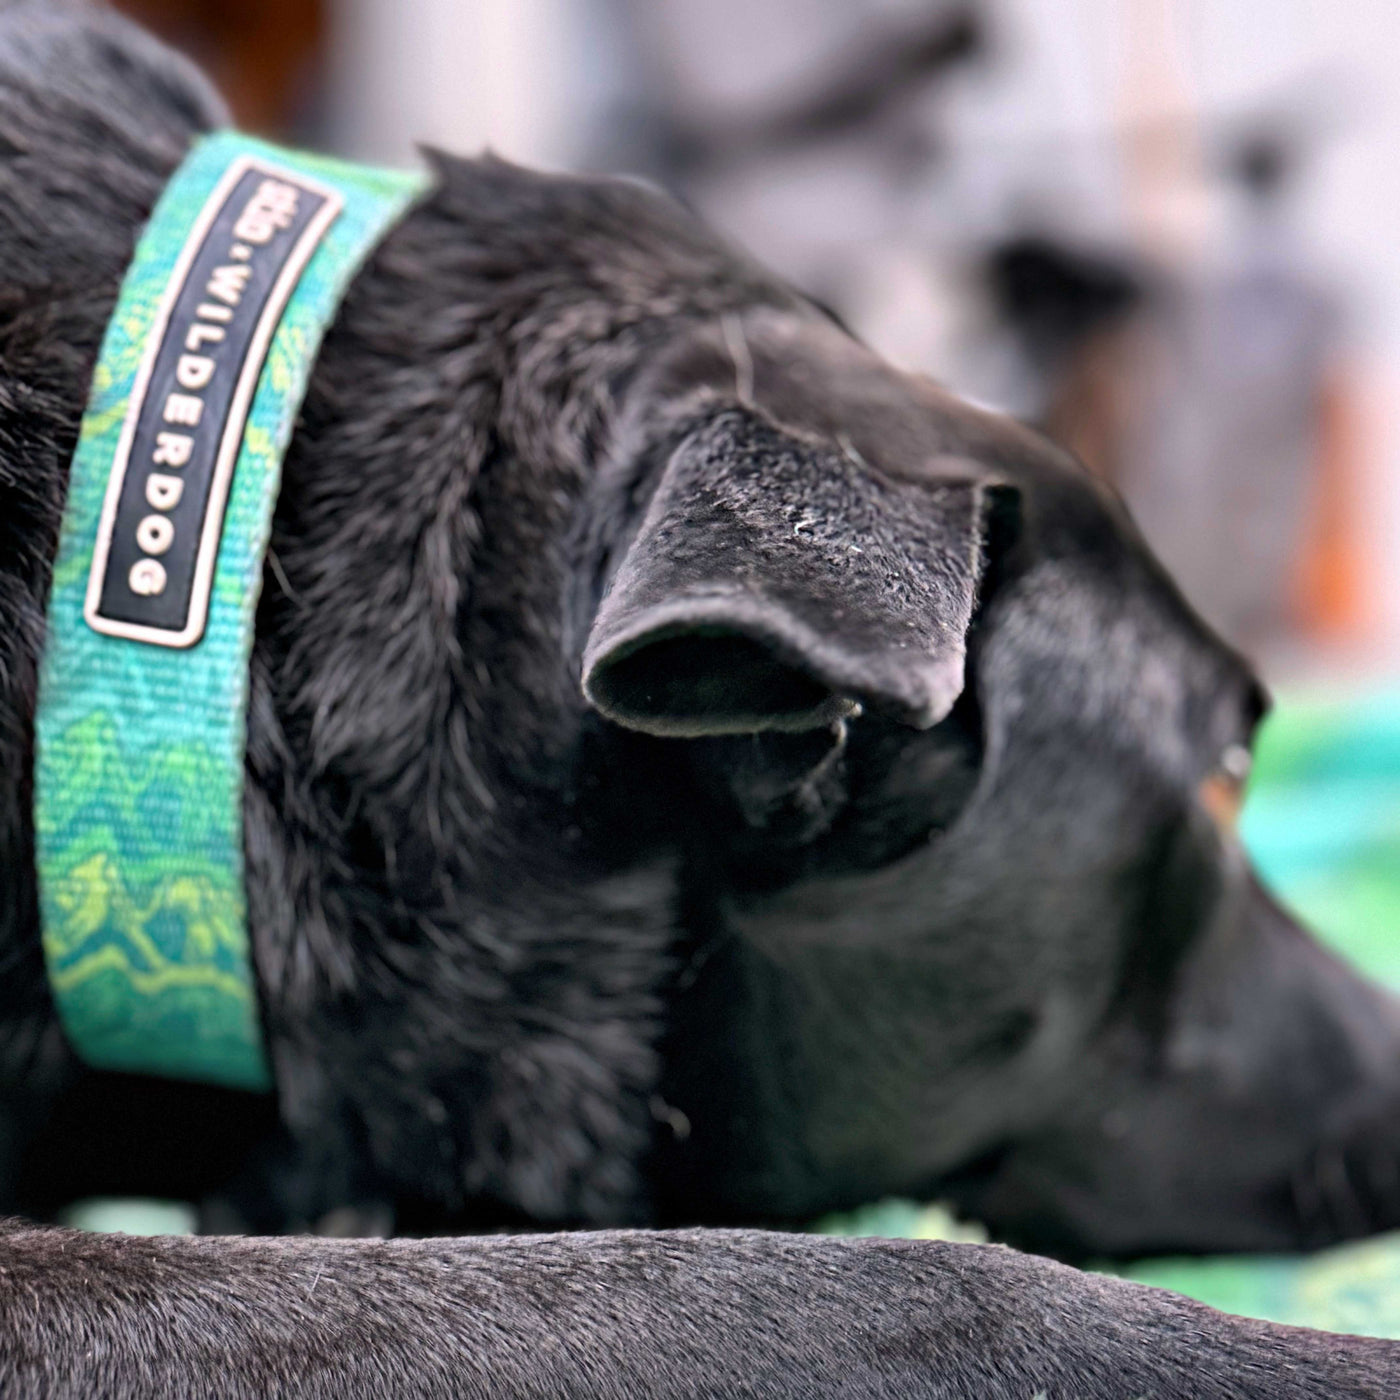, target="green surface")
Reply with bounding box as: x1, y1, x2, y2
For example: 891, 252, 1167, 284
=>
821, 687, 1400, 1337
1241, 692, 1400, 988
59, 1197, 198, 1237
